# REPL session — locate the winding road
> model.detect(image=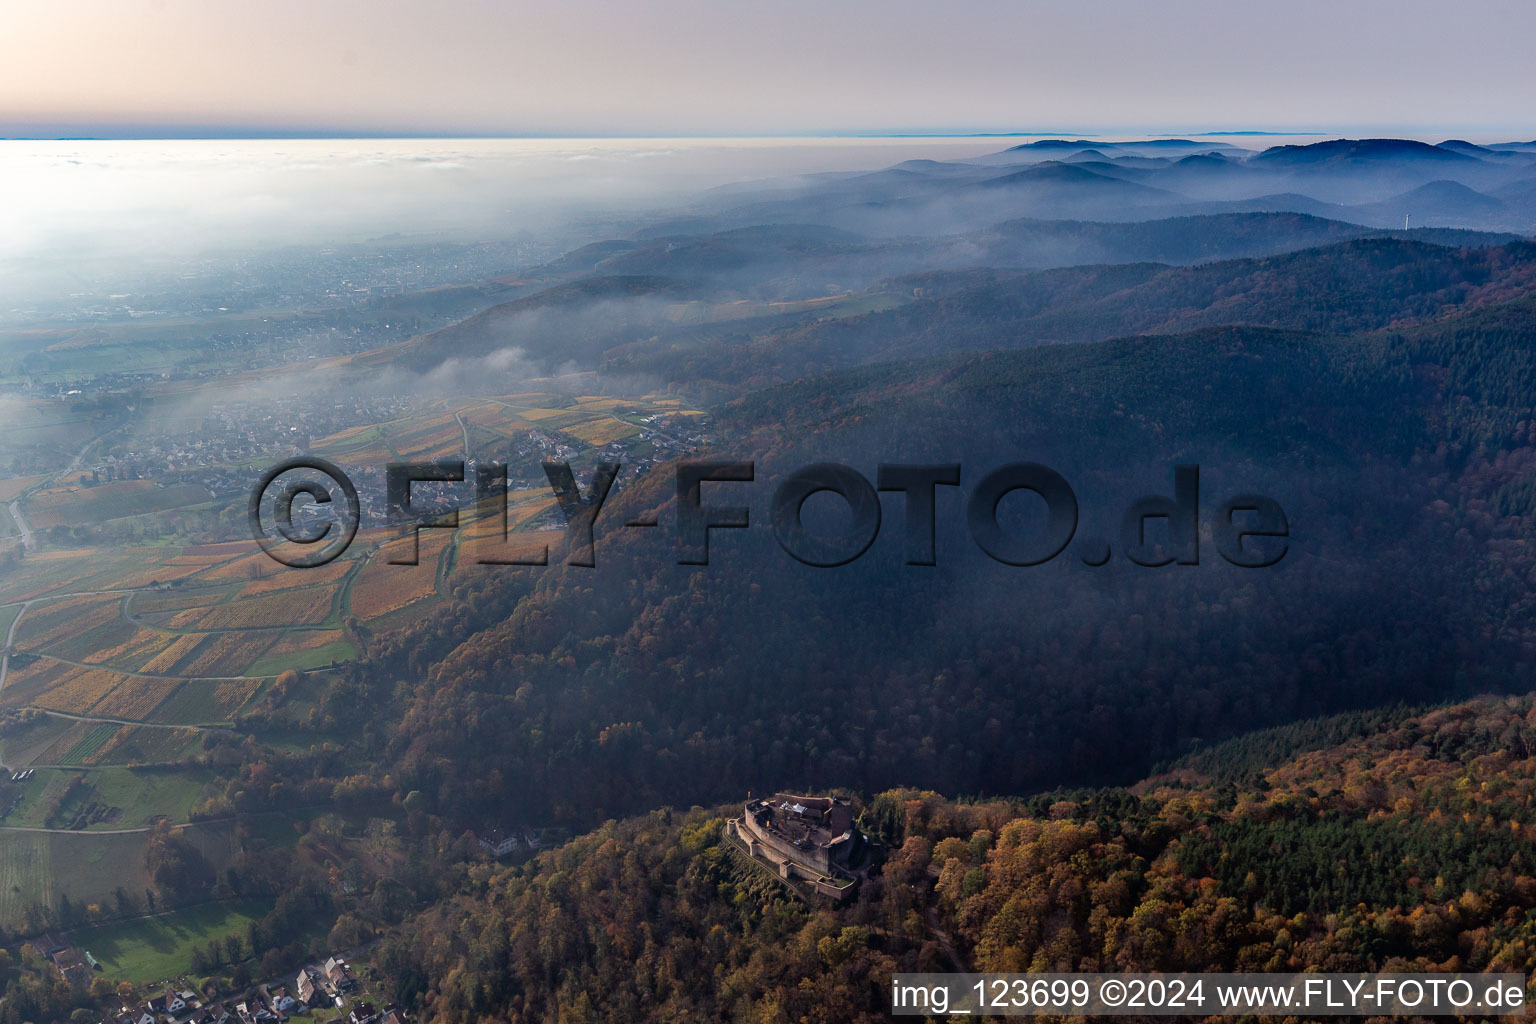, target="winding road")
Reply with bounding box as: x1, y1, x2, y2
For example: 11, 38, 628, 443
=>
6, 501, 31, 550
455, 411, 472, 462
0, 586, 201, 693
6, 436, 102, 554
0, 597, 33, 691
